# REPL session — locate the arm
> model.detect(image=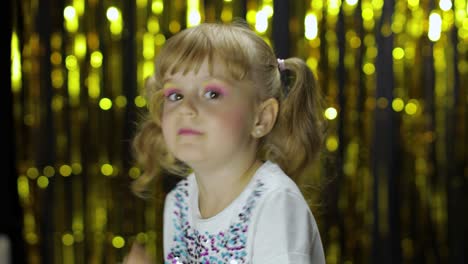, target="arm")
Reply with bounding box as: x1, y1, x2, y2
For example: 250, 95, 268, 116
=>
123, 243, 153, 264
251, 191, 325, 264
